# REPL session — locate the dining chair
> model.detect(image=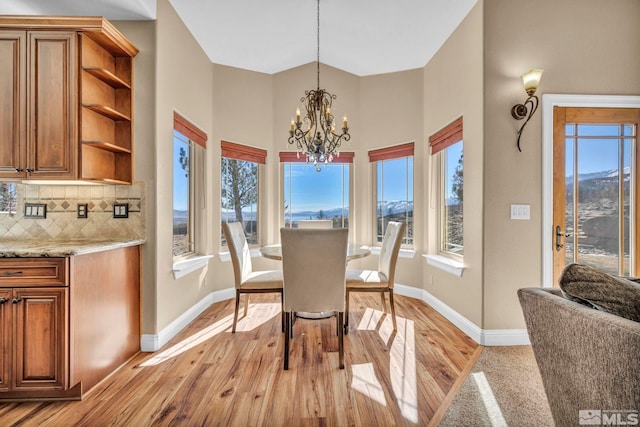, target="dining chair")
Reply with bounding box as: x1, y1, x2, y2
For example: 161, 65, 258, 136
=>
222, 222, 284, 333
296, 220, 333, 229
345, 221, 406, 333
280, 227, 349, 370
